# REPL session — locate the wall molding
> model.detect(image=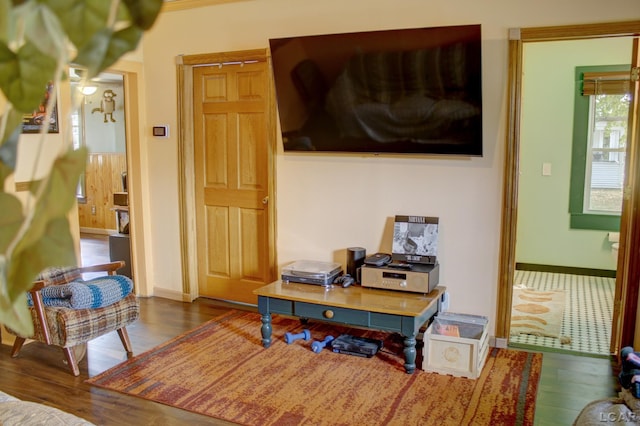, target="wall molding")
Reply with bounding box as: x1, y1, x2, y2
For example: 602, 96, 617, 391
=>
162, 0, 248, 12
